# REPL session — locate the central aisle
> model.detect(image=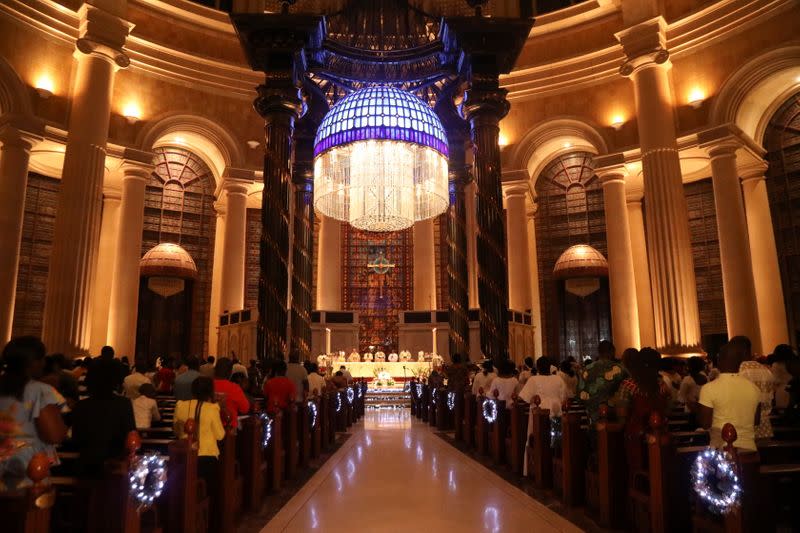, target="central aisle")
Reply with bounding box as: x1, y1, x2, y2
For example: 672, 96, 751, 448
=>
260, 410, 583, 532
